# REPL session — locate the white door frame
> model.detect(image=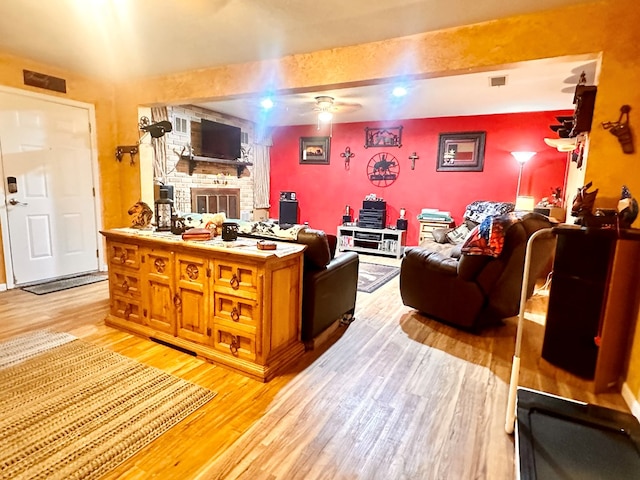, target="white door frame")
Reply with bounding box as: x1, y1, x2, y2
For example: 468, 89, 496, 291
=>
0, 85, 105, 290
